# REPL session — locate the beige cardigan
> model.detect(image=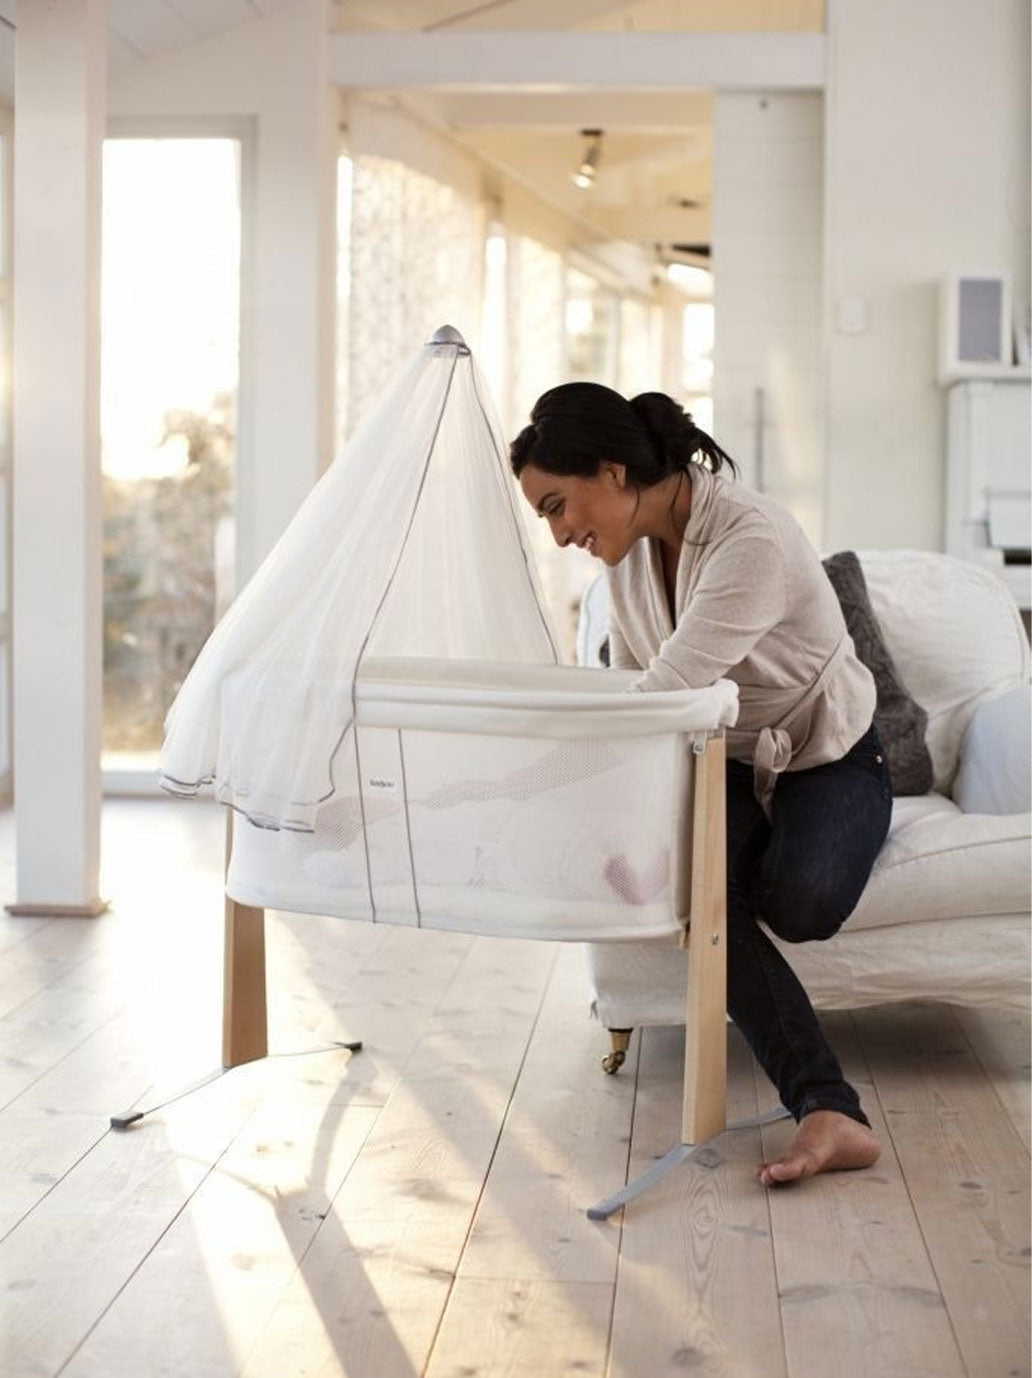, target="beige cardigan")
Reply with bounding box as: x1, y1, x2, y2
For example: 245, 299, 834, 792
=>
606, 463, 876, 811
